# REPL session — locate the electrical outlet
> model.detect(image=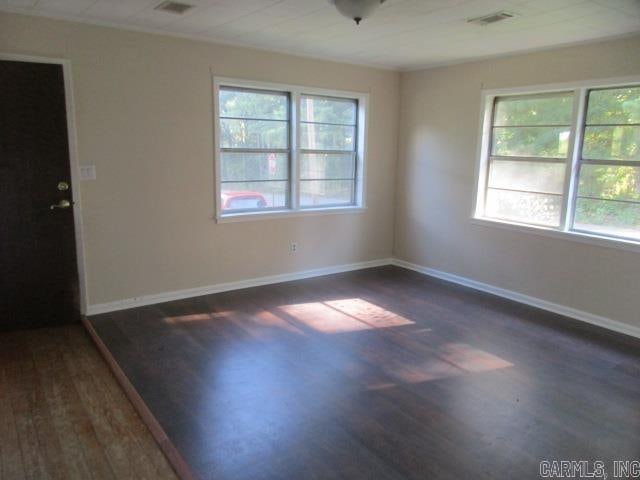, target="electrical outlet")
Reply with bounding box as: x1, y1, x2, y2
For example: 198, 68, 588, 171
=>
80, 165, 96, 180
290, 242, 298, 253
